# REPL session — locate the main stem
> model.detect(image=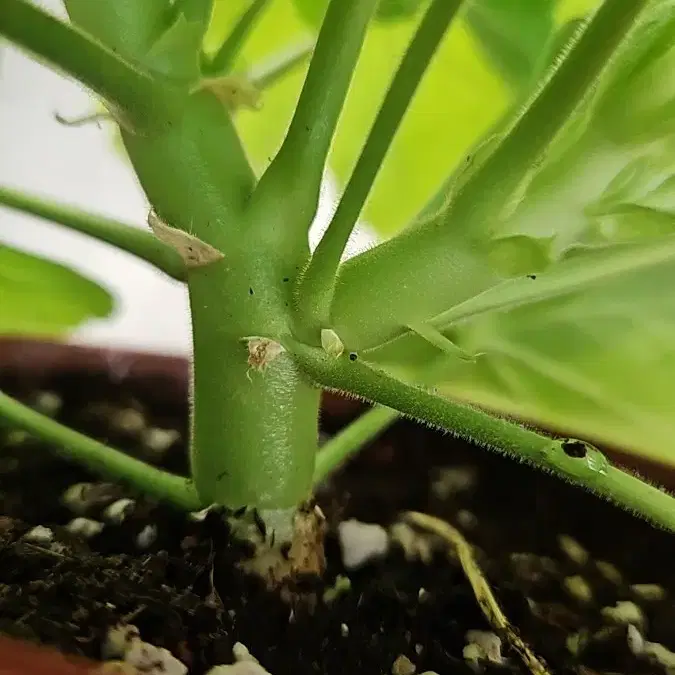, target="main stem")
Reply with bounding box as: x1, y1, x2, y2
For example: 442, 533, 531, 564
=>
121, 90, 320, 511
